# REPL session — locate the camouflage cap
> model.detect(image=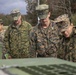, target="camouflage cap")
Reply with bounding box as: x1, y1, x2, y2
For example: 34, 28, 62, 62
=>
36, 4, 49, 19
59, 21, 70, 32
0, 19, 3, 24
54, 14, 69, 23
11, 9, 21, 21
54, 14, 70, 32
